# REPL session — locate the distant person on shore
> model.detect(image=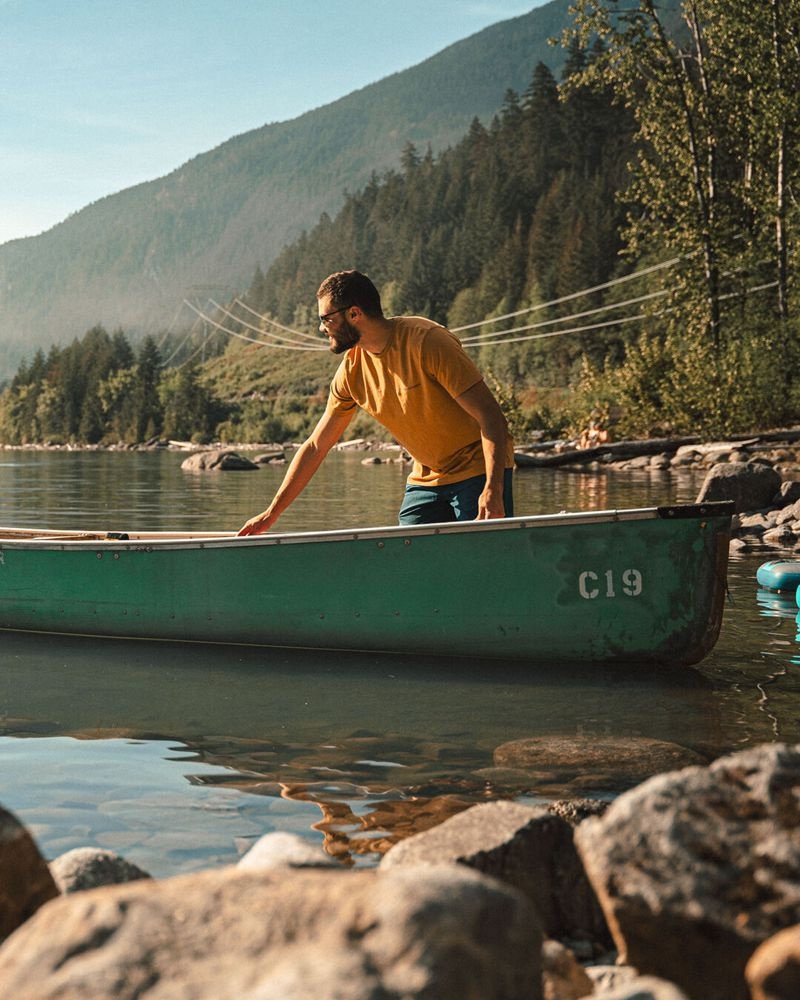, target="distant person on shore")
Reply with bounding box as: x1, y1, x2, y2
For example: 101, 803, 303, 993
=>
577, 407, 610, 450
237, 269, 514, 535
